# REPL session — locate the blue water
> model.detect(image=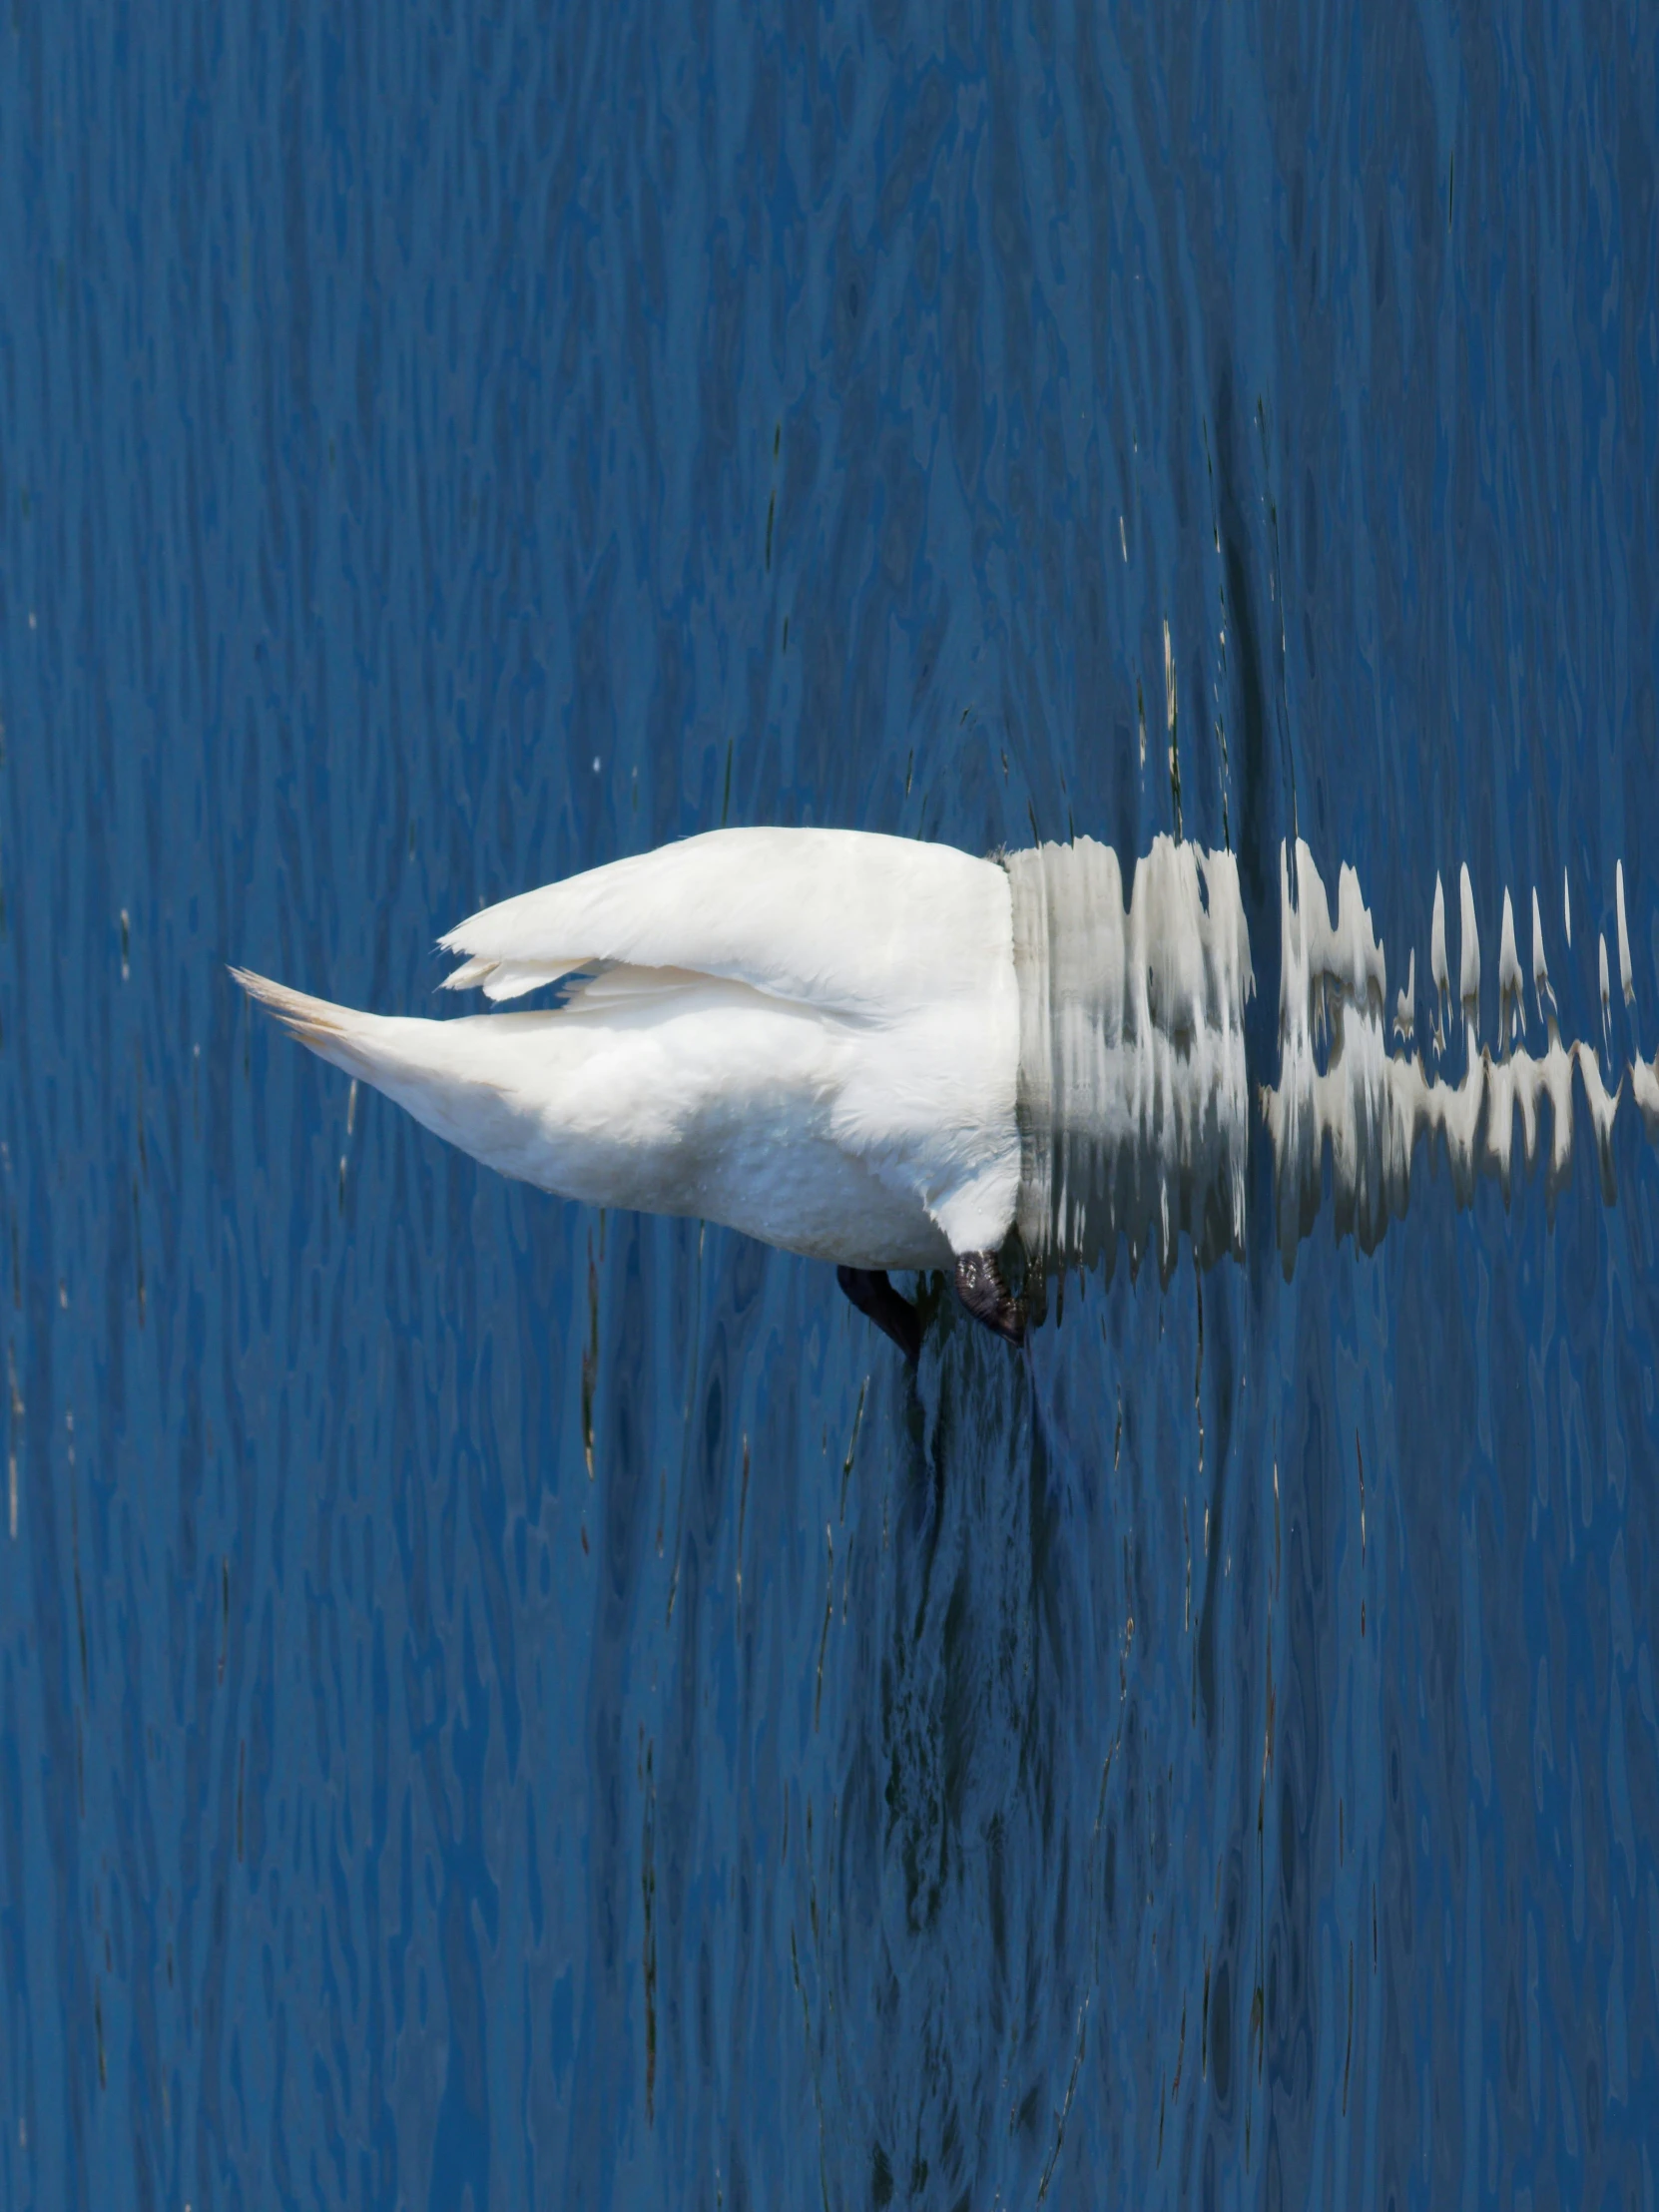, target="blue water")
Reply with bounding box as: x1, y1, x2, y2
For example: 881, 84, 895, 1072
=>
4, 1, 1657, 2203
